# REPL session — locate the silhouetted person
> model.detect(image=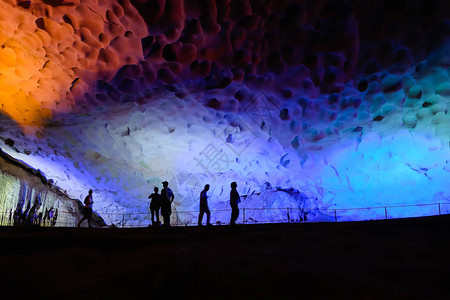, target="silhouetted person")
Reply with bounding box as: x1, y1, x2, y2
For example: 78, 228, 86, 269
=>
44, 207, 54, 226
230, 182, 240, 225
78, 189, 94, 228
198, 184, 212, 226
27, 196, 41, 225
53, 208, 58, 227
14, 207, 23, 226
160, 181, 174, 227
148, 187, 161, 226
37, 212, 43, 226
21, 202, 30, 224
